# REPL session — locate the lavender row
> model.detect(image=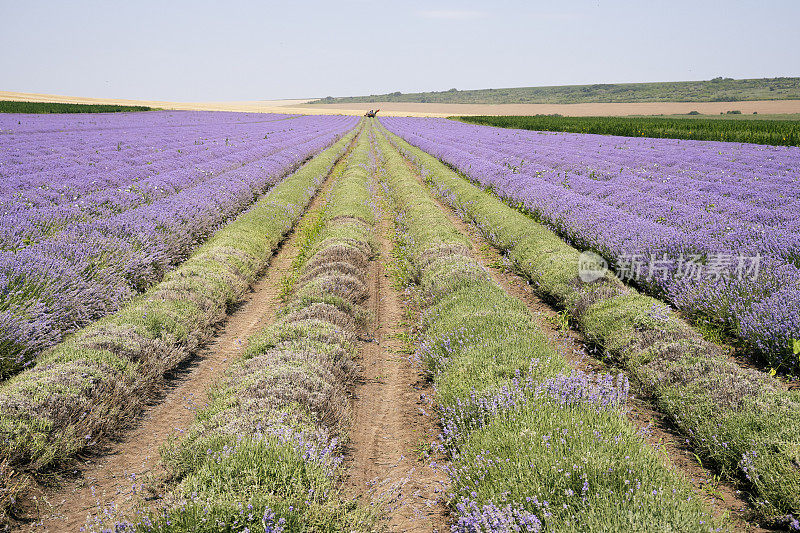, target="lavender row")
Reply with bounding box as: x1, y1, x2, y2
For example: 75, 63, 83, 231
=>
381, 117, 800, 369
0, 112, 358, 375
0, 113, 323, 249
104, 127, 377, 532
0, 131, 358, 524
0, 112, 296, 195
374, 125, 715, 531
385, 126, 800, 523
